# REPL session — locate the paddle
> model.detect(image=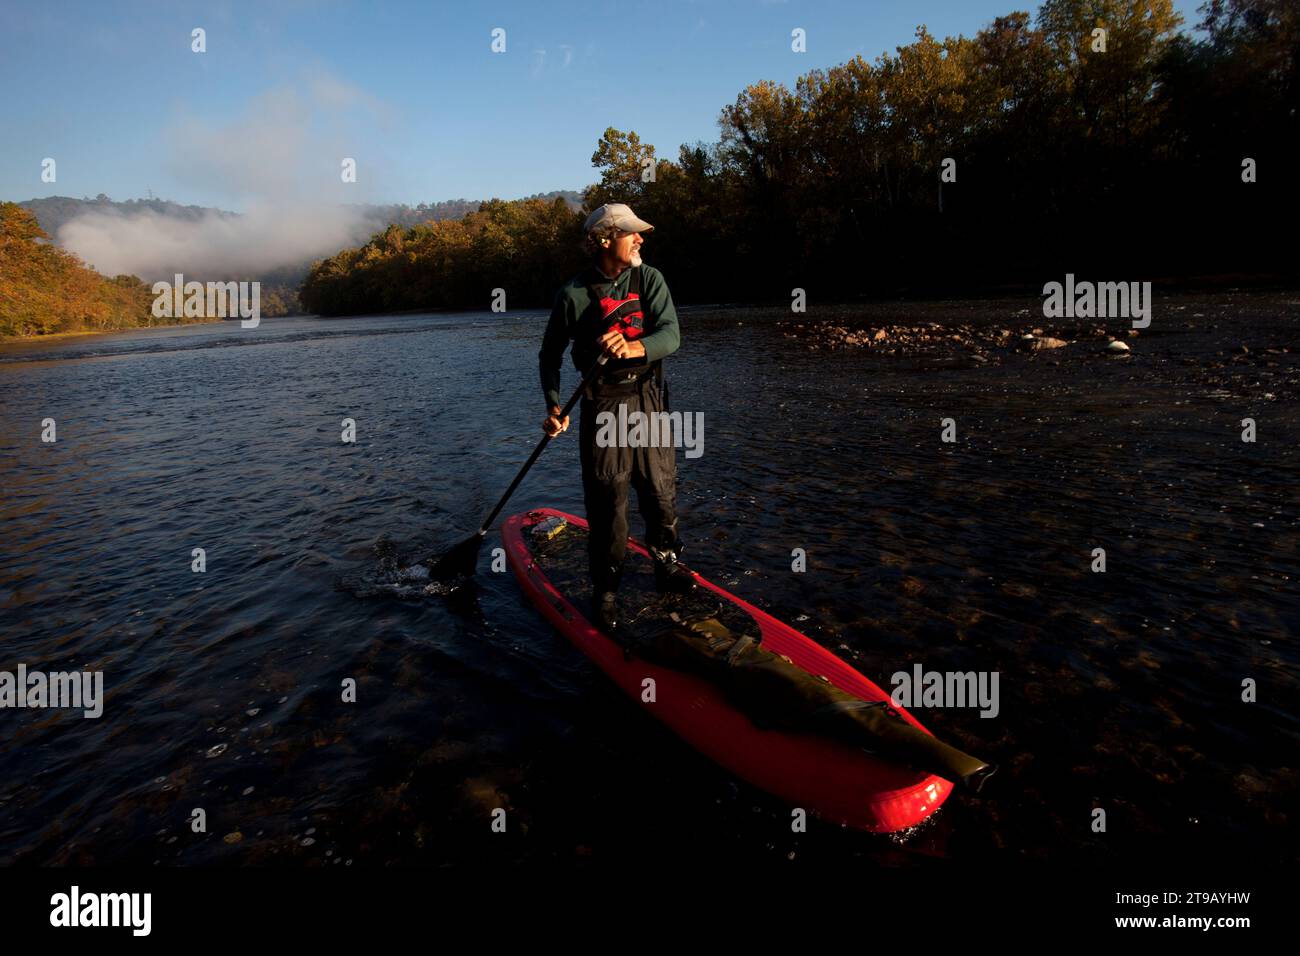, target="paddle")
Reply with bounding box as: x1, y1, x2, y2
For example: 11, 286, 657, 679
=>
425, 351, 612, 580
